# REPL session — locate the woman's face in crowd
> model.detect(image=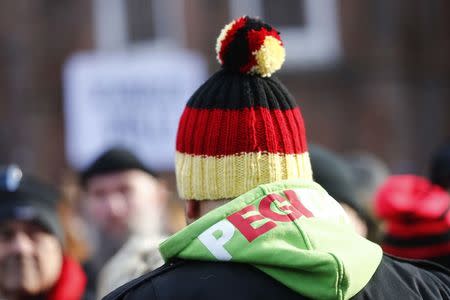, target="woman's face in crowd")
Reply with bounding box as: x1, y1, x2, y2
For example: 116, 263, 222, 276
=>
0, 220, 63, 298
